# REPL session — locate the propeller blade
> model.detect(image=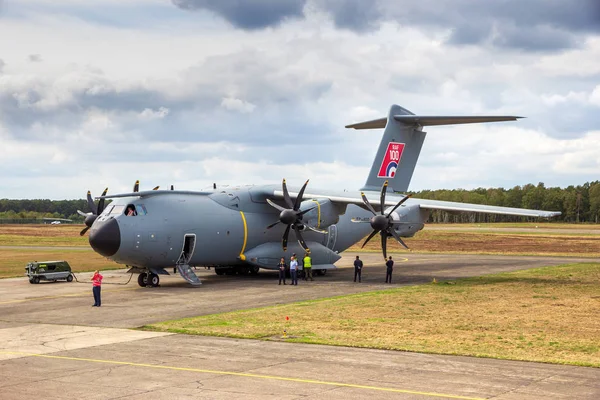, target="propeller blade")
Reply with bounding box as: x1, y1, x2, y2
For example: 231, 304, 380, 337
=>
77, 210, 89, 217
292, 224, 309, 250
389, 228, 409, 249
379, 180, 388, 215
386, 194, 412, 218
97, 188, 108, 215
266, 198, 286, 212
360, 192, 377, 216
282, 224, 291, 251
293, 179, 310, 211
350, 218, 371, 223
79, 226, 90, 236
296, 206, 316, 217
153, 186, 160, 190
381, 231, 388, 260
266, 221, 280, 229
133, 180, 140, 192
86, 191, 97, 215
282, 179, 293, 209
361, 229, 380, 248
